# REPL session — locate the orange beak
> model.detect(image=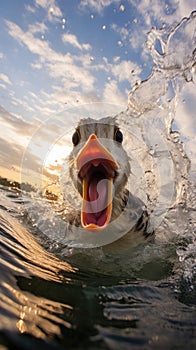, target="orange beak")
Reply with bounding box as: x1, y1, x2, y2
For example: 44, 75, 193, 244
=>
76, 134, 118, 231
